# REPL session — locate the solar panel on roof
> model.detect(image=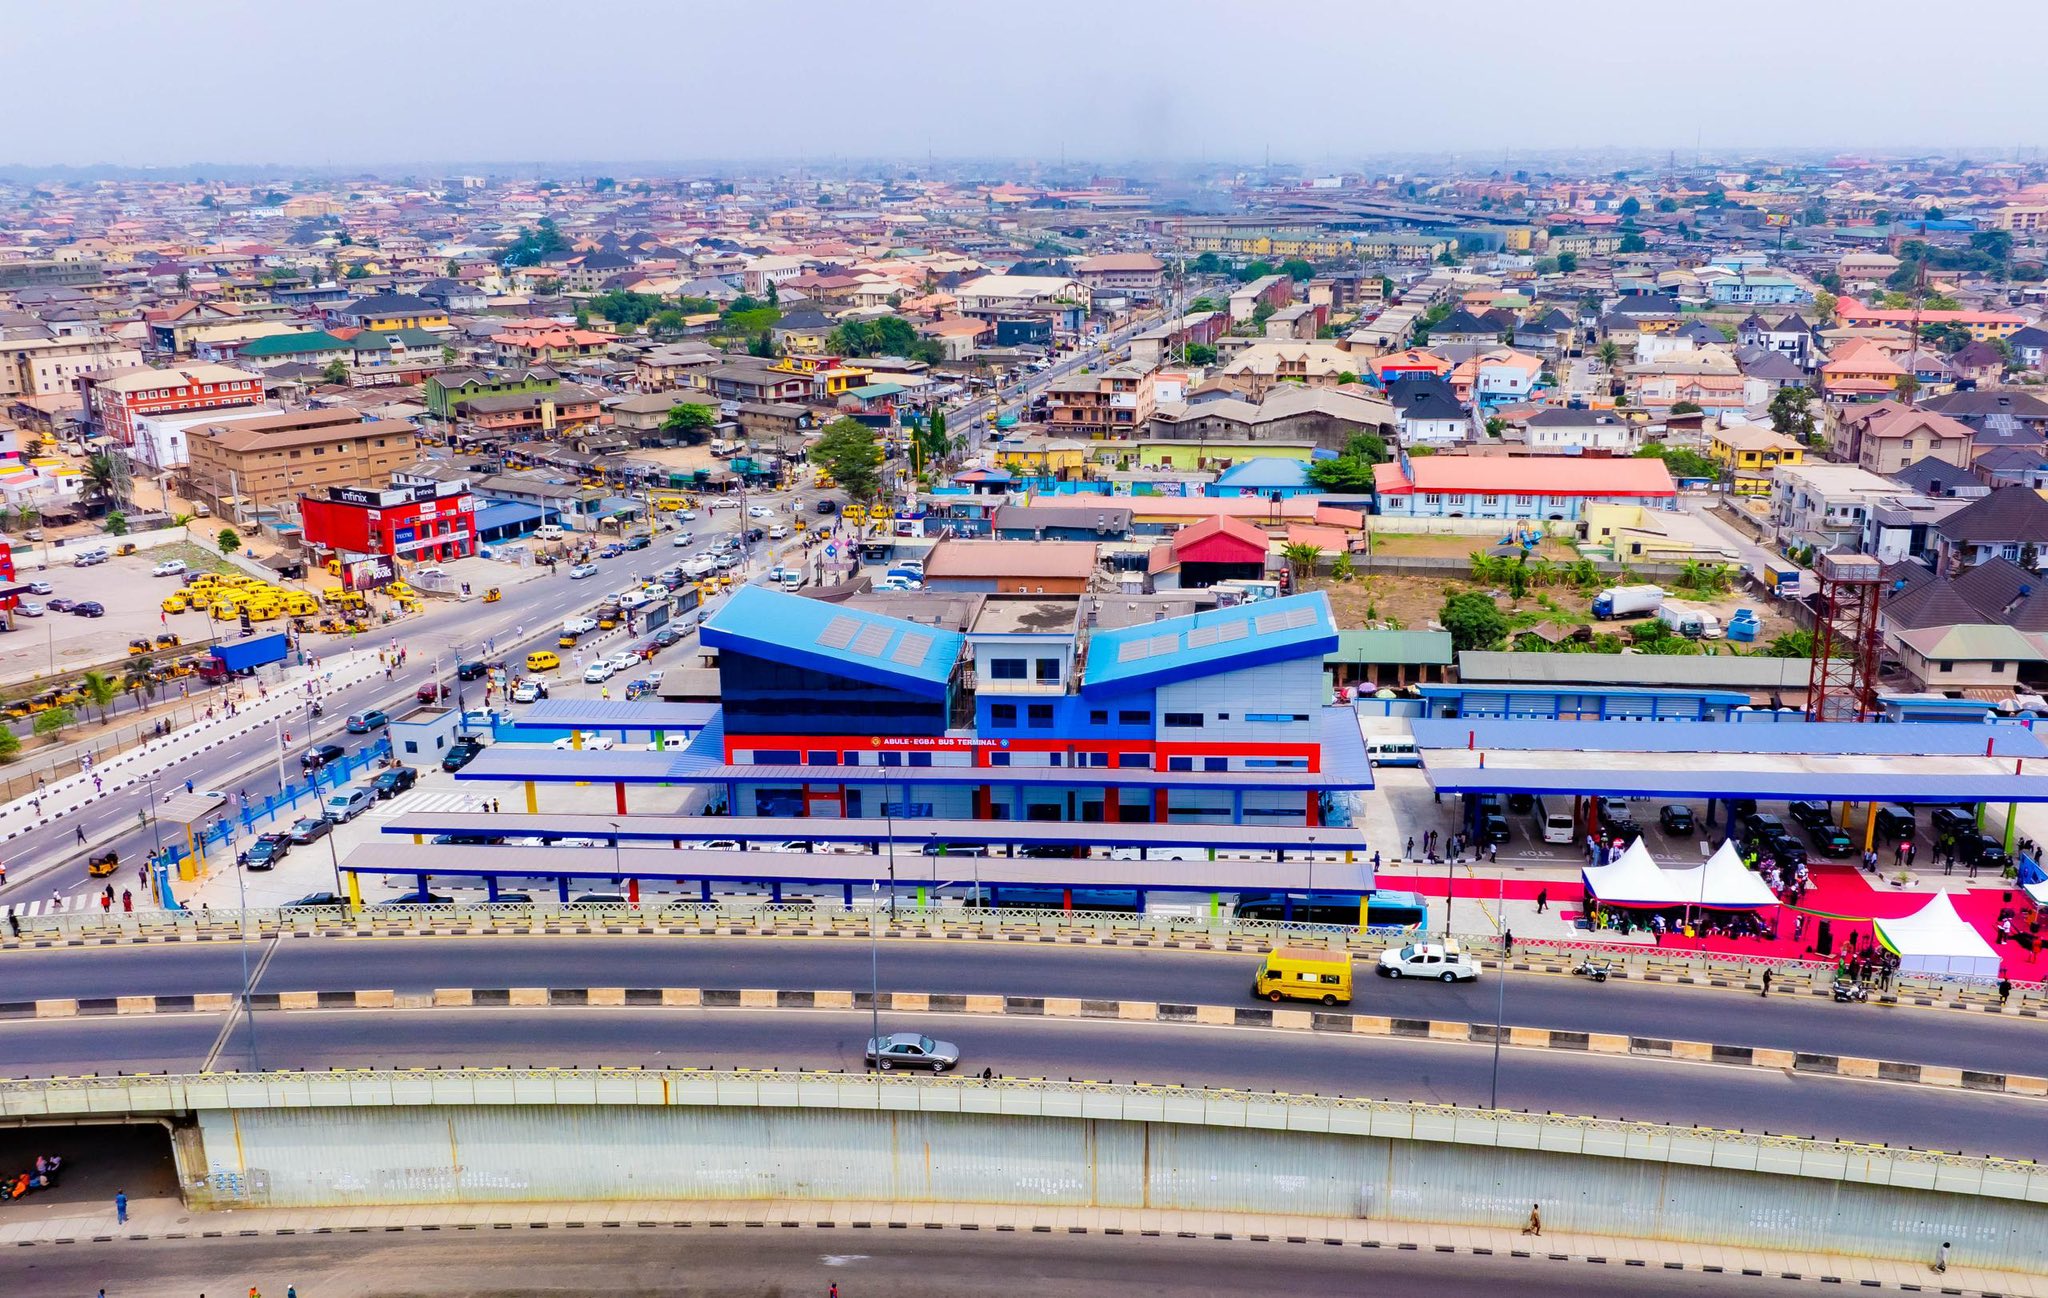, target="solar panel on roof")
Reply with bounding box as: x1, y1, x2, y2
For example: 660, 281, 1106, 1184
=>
816, 616, 860, 650
890, 631, 934, 666
850, 625, 891, 658
1254, 606, 1316, 635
